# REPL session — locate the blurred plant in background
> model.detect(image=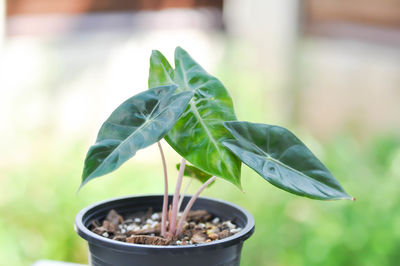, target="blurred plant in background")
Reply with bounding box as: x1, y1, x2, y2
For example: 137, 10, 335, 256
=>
1, 0, 400, 265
